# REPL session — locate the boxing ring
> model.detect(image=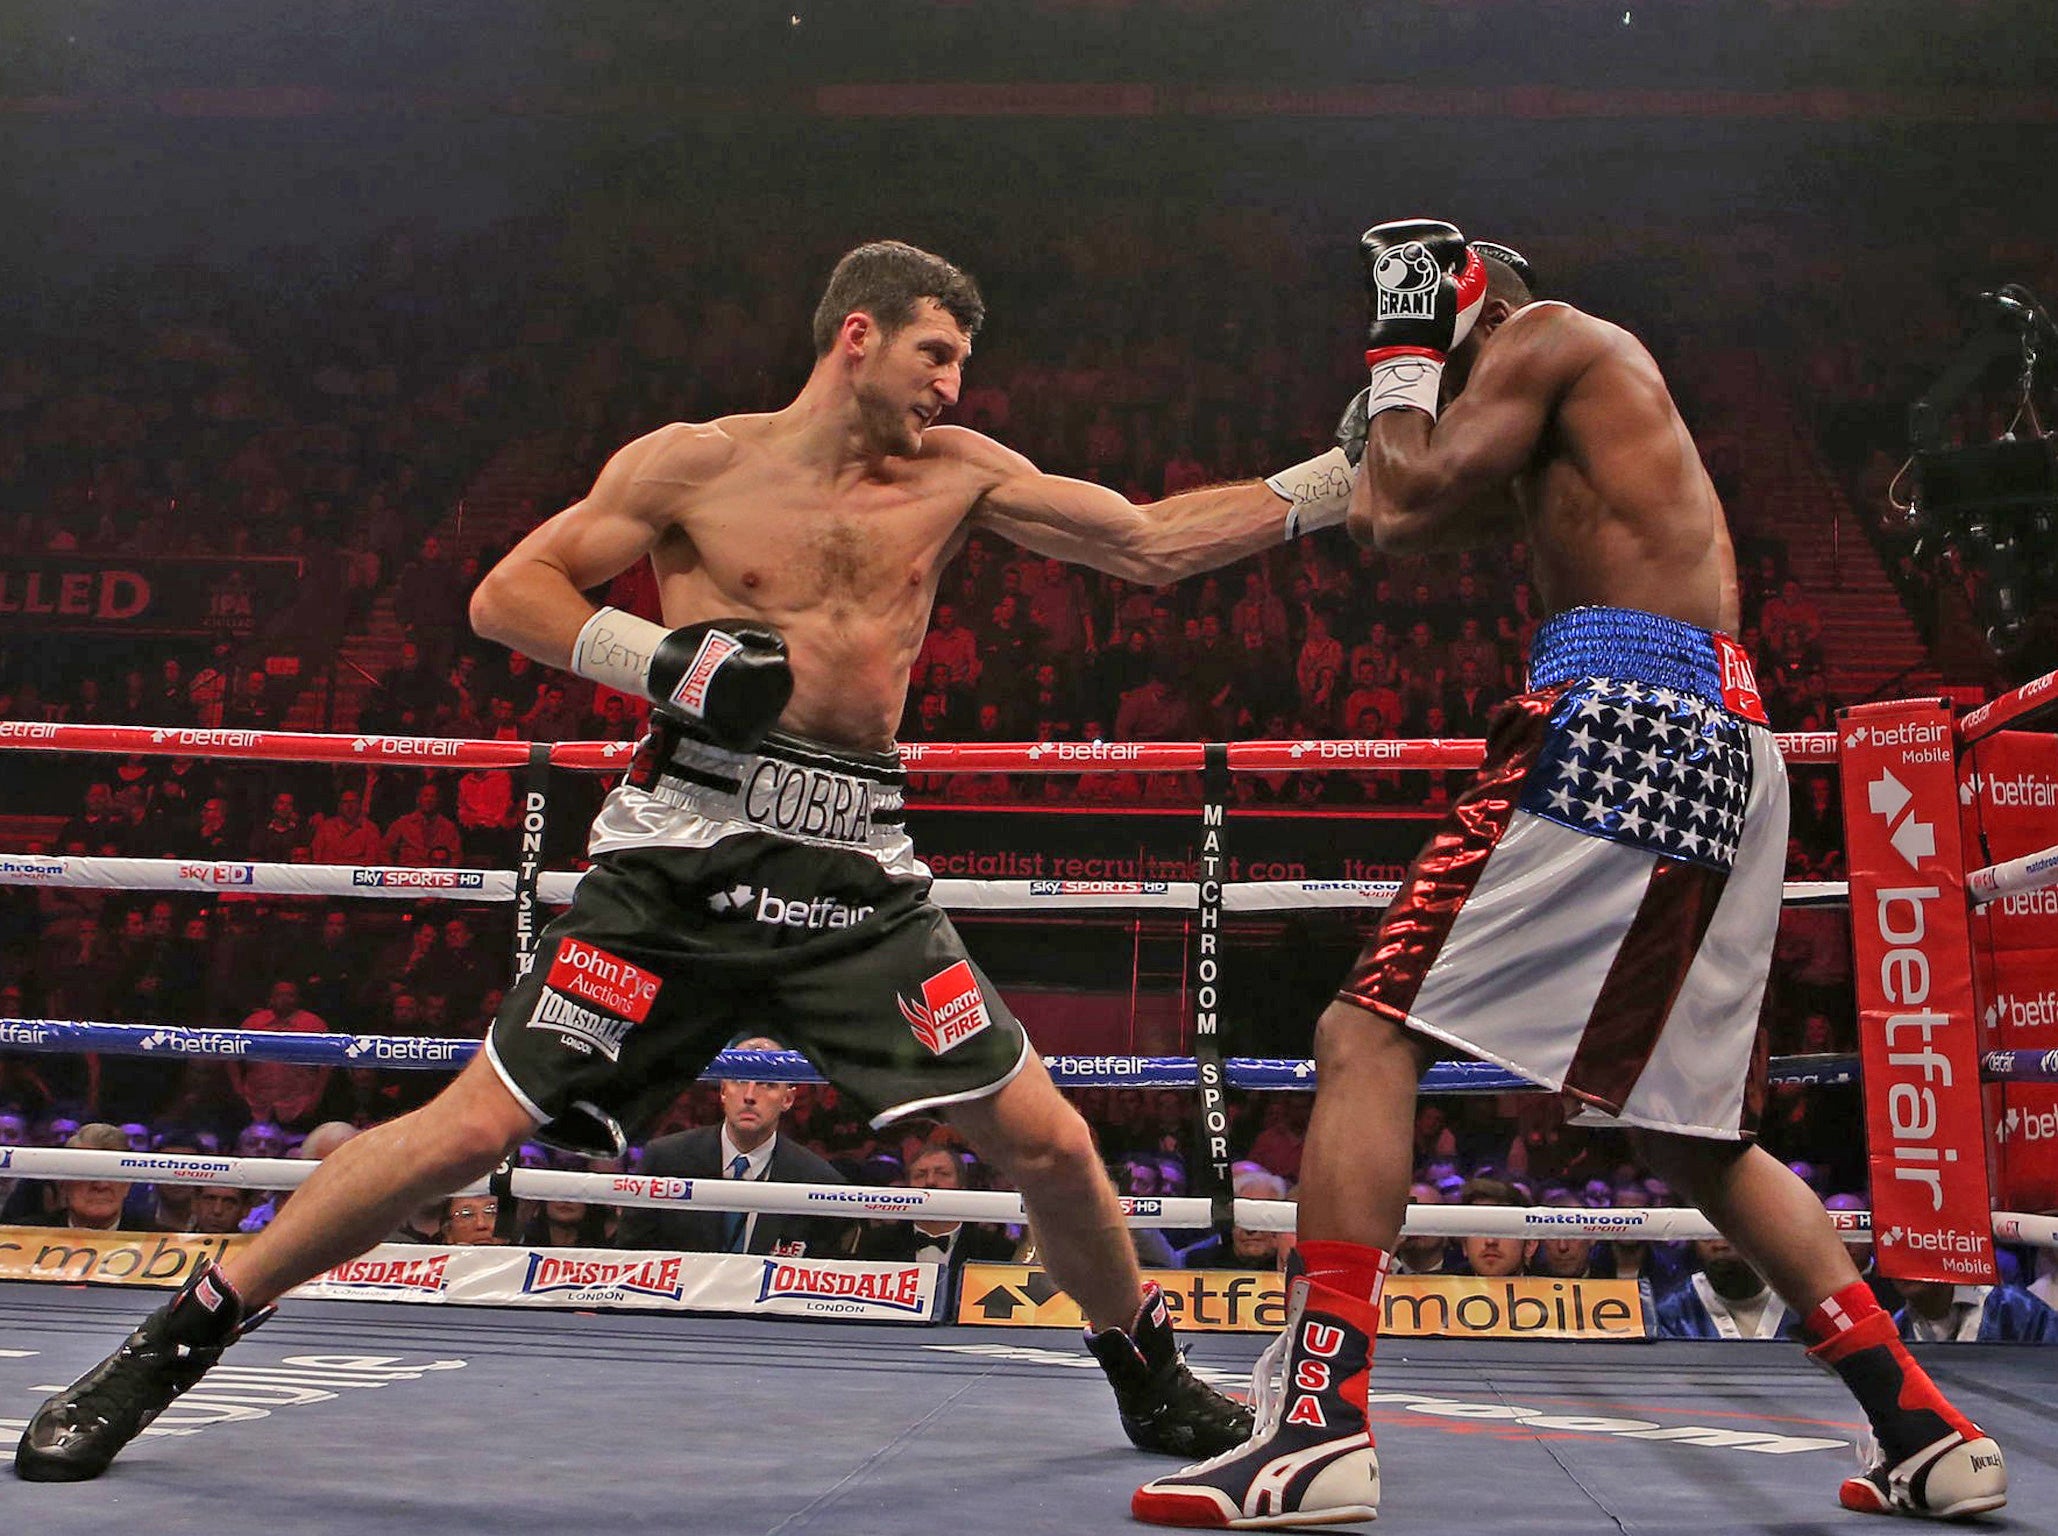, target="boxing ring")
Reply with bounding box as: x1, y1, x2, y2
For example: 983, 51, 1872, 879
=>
3, 678, 2057, 1530
3, 1284, 2050, 1536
